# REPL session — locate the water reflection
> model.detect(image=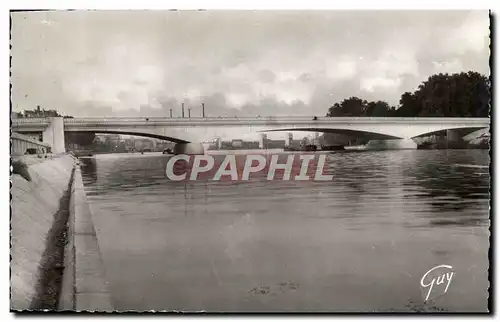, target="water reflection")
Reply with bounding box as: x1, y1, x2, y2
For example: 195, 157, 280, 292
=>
402, 150, 490, 227
79, 156, 97, 185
